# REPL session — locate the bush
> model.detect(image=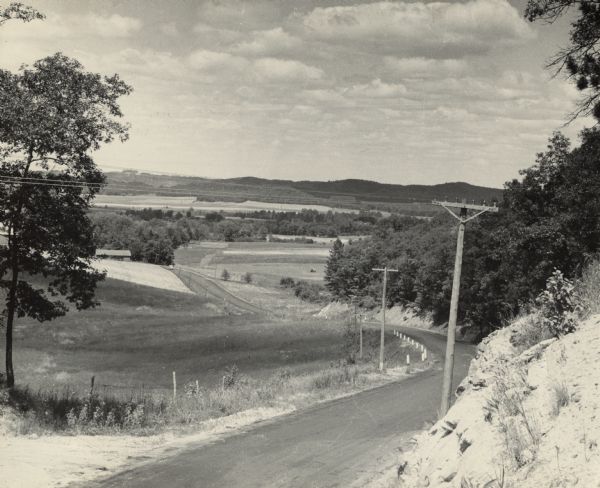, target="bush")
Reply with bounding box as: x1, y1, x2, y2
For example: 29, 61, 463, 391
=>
221, 269, 231, 281
537, 269, 580, 337
280, 276, 295, 288
242, 272, 252, 284
293, 280, 325, 302
509, 313, 554, 351
577, 259, 600, 316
